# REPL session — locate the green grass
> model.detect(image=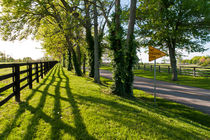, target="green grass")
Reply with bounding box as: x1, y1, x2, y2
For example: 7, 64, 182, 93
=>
0, 64, 210, 139
100, 66, 210, 90
133, 69, 210, 90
